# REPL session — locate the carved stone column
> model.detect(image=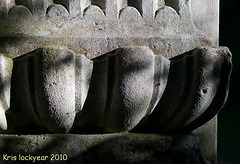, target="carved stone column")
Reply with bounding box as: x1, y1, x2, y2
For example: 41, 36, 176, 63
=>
0, 0, 232, 163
